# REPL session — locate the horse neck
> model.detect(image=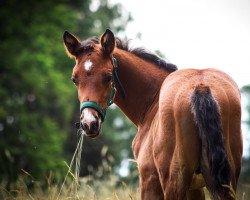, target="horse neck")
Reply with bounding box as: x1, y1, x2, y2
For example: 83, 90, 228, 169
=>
113, 49, 170, 126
